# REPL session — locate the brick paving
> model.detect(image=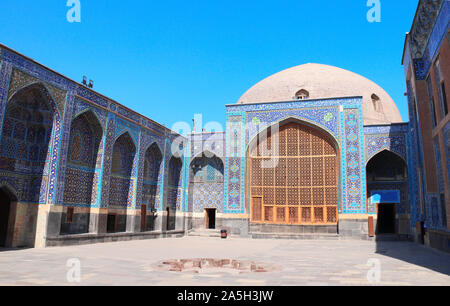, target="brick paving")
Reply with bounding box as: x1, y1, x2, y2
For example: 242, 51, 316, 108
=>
0, 237, 449, 286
